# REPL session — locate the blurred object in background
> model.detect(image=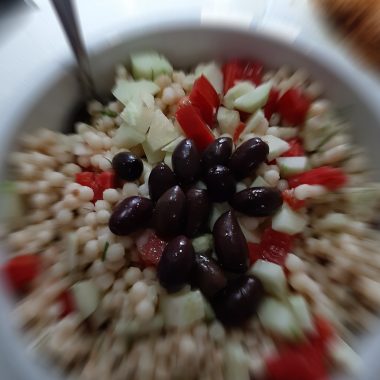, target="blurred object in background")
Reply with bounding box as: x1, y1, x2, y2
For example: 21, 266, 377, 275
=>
317, 0, 380, 69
